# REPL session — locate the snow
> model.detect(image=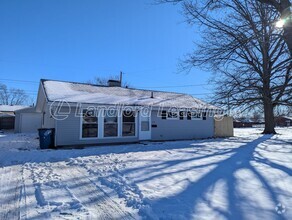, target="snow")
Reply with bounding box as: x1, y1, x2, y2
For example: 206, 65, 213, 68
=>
0, 127, 291, 219
0, 105, 28, 112
43, 80, 218, 109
